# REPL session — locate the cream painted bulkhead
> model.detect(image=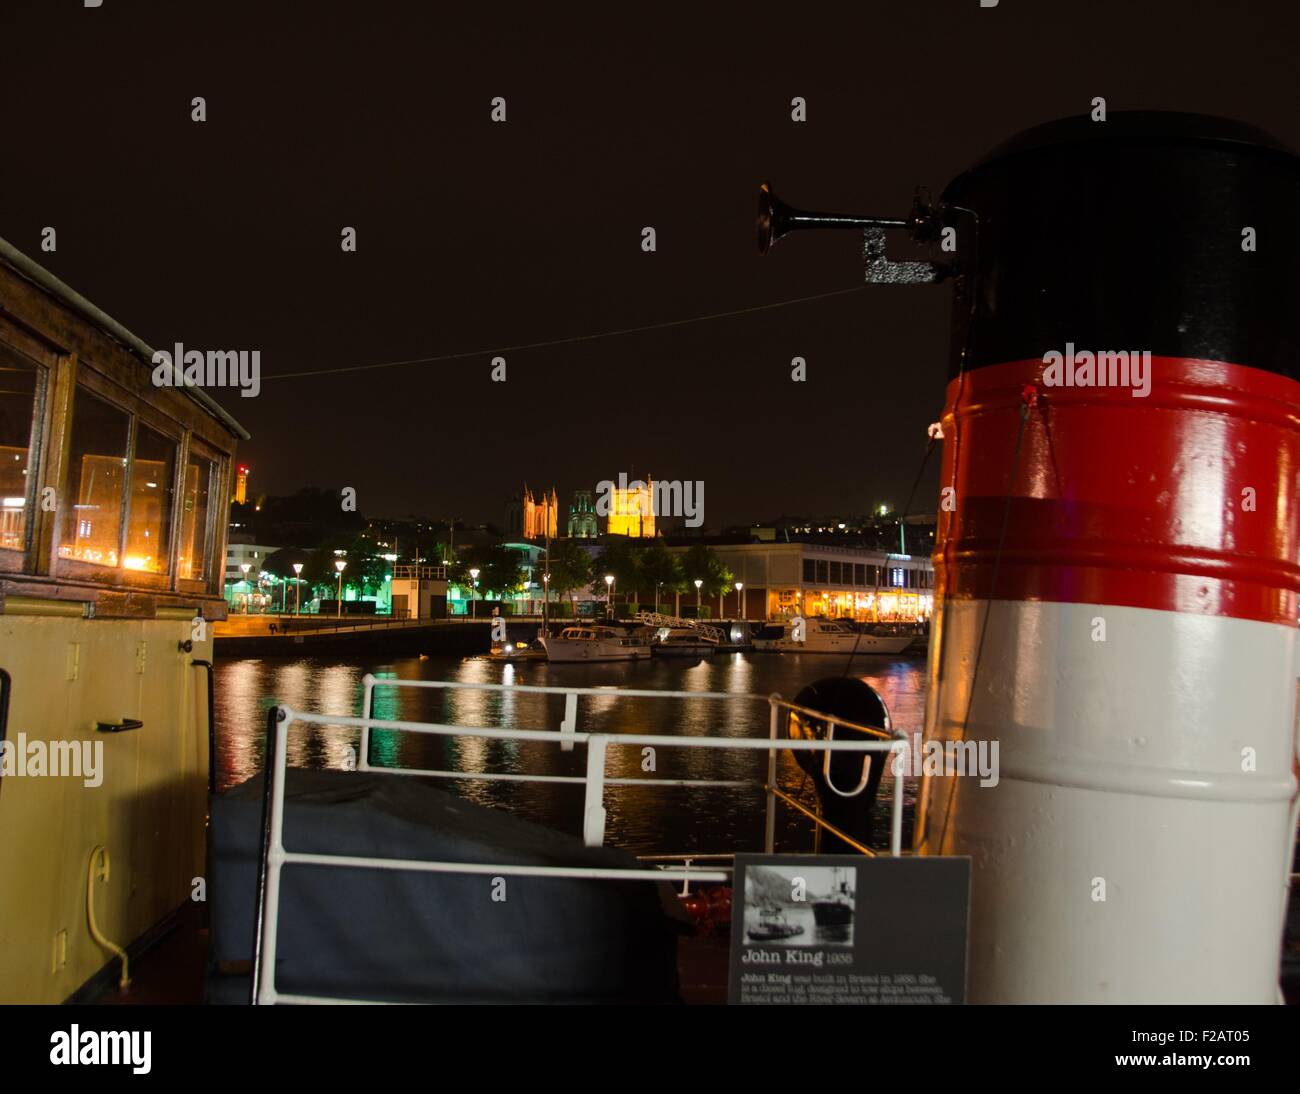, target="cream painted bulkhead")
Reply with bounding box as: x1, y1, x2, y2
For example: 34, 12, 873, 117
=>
0, 241, 244, 1002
